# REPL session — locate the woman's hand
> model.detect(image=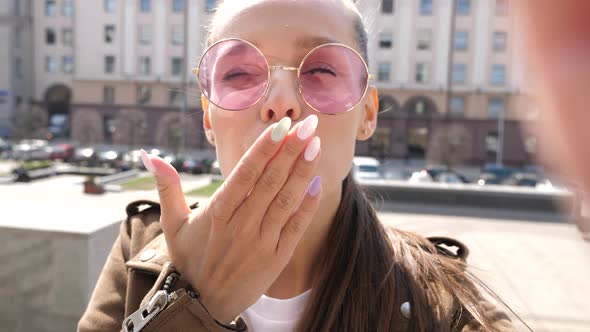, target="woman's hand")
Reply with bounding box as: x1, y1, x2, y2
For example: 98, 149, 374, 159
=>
141, 115, 322, 323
